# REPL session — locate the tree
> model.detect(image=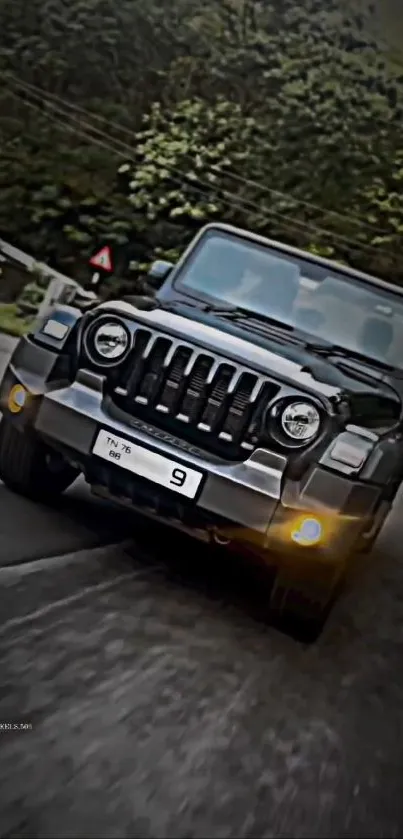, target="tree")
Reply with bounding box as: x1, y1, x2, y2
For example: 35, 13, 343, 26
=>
0, 0, 402, 290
